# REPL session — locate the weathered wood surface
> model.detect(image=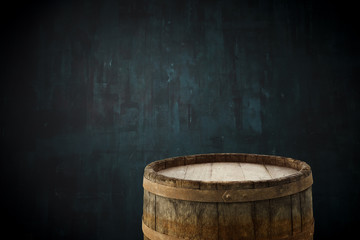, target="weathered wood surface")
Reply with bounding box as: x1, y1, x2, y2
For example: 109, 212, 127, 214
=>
142, 153, 314, 240
143, 174, 313, 203
158, 162, 299, 182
